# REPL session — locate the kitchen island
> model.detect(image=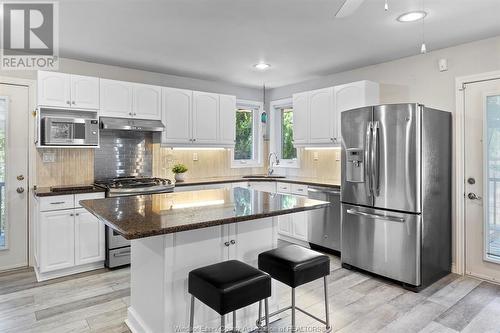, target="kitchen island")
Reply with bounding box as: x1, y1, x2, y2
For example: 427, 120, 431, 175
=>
80, 187, 329, 333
